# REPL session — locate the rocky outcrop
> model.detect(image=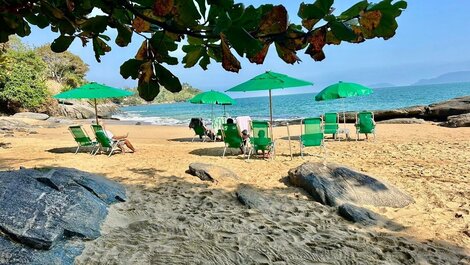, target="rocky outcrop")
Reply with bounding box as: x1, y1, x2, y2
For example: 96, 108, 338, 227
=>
236, 184, 271, 212
441, 113, 470, 128
288, 162, 413, 208
337, 203, 380, 226
187, 163, 239, 183
57, 101, 118, 119
425, 96, 470, 120
12, 112, 49, 120
377, 118, 427, 124
0, 168, 126, 264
